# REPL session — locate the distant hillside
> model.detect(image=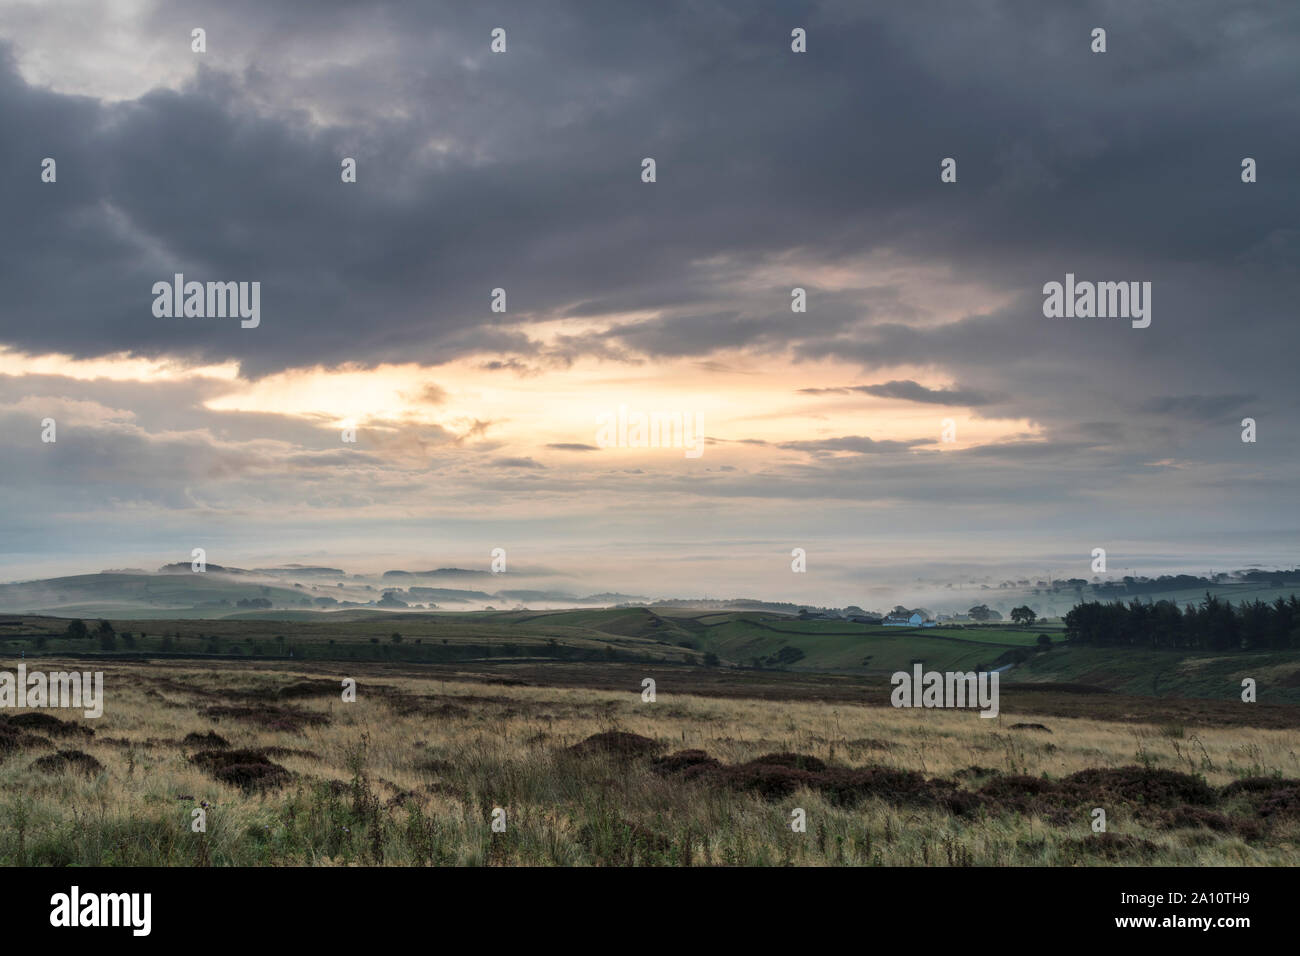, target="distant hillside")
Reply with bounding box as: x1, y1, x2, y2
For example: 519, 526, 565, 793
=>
0, 569, 643, 617
3, 564, 1296, 628
382, 568, 495, 579
0, 572, 314, 617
